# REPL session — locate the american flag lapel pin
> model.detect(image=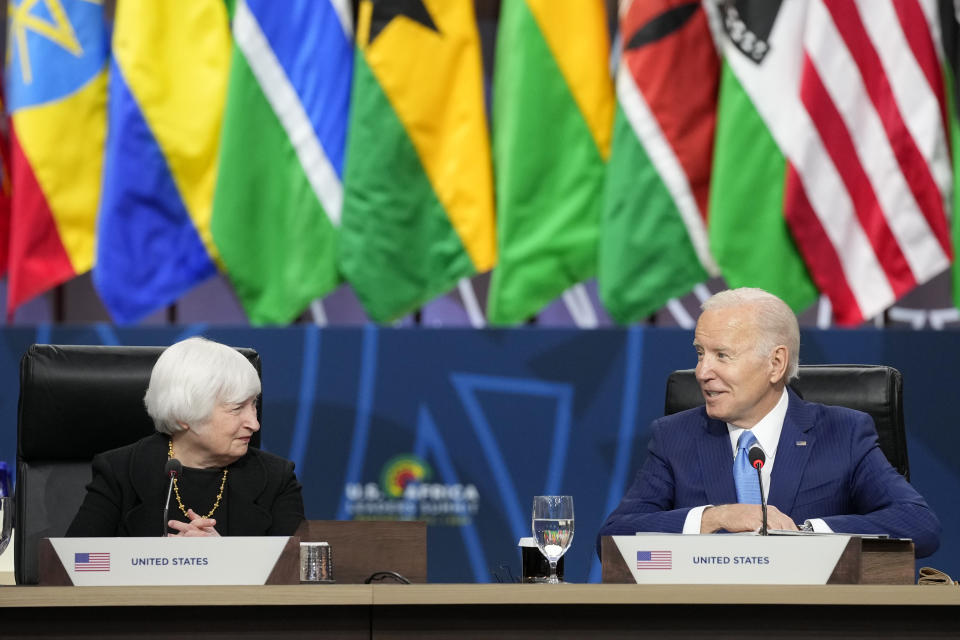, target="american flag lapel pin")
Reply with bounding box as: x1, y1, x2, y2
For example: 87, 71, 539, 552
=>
796, 440, 807, 446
